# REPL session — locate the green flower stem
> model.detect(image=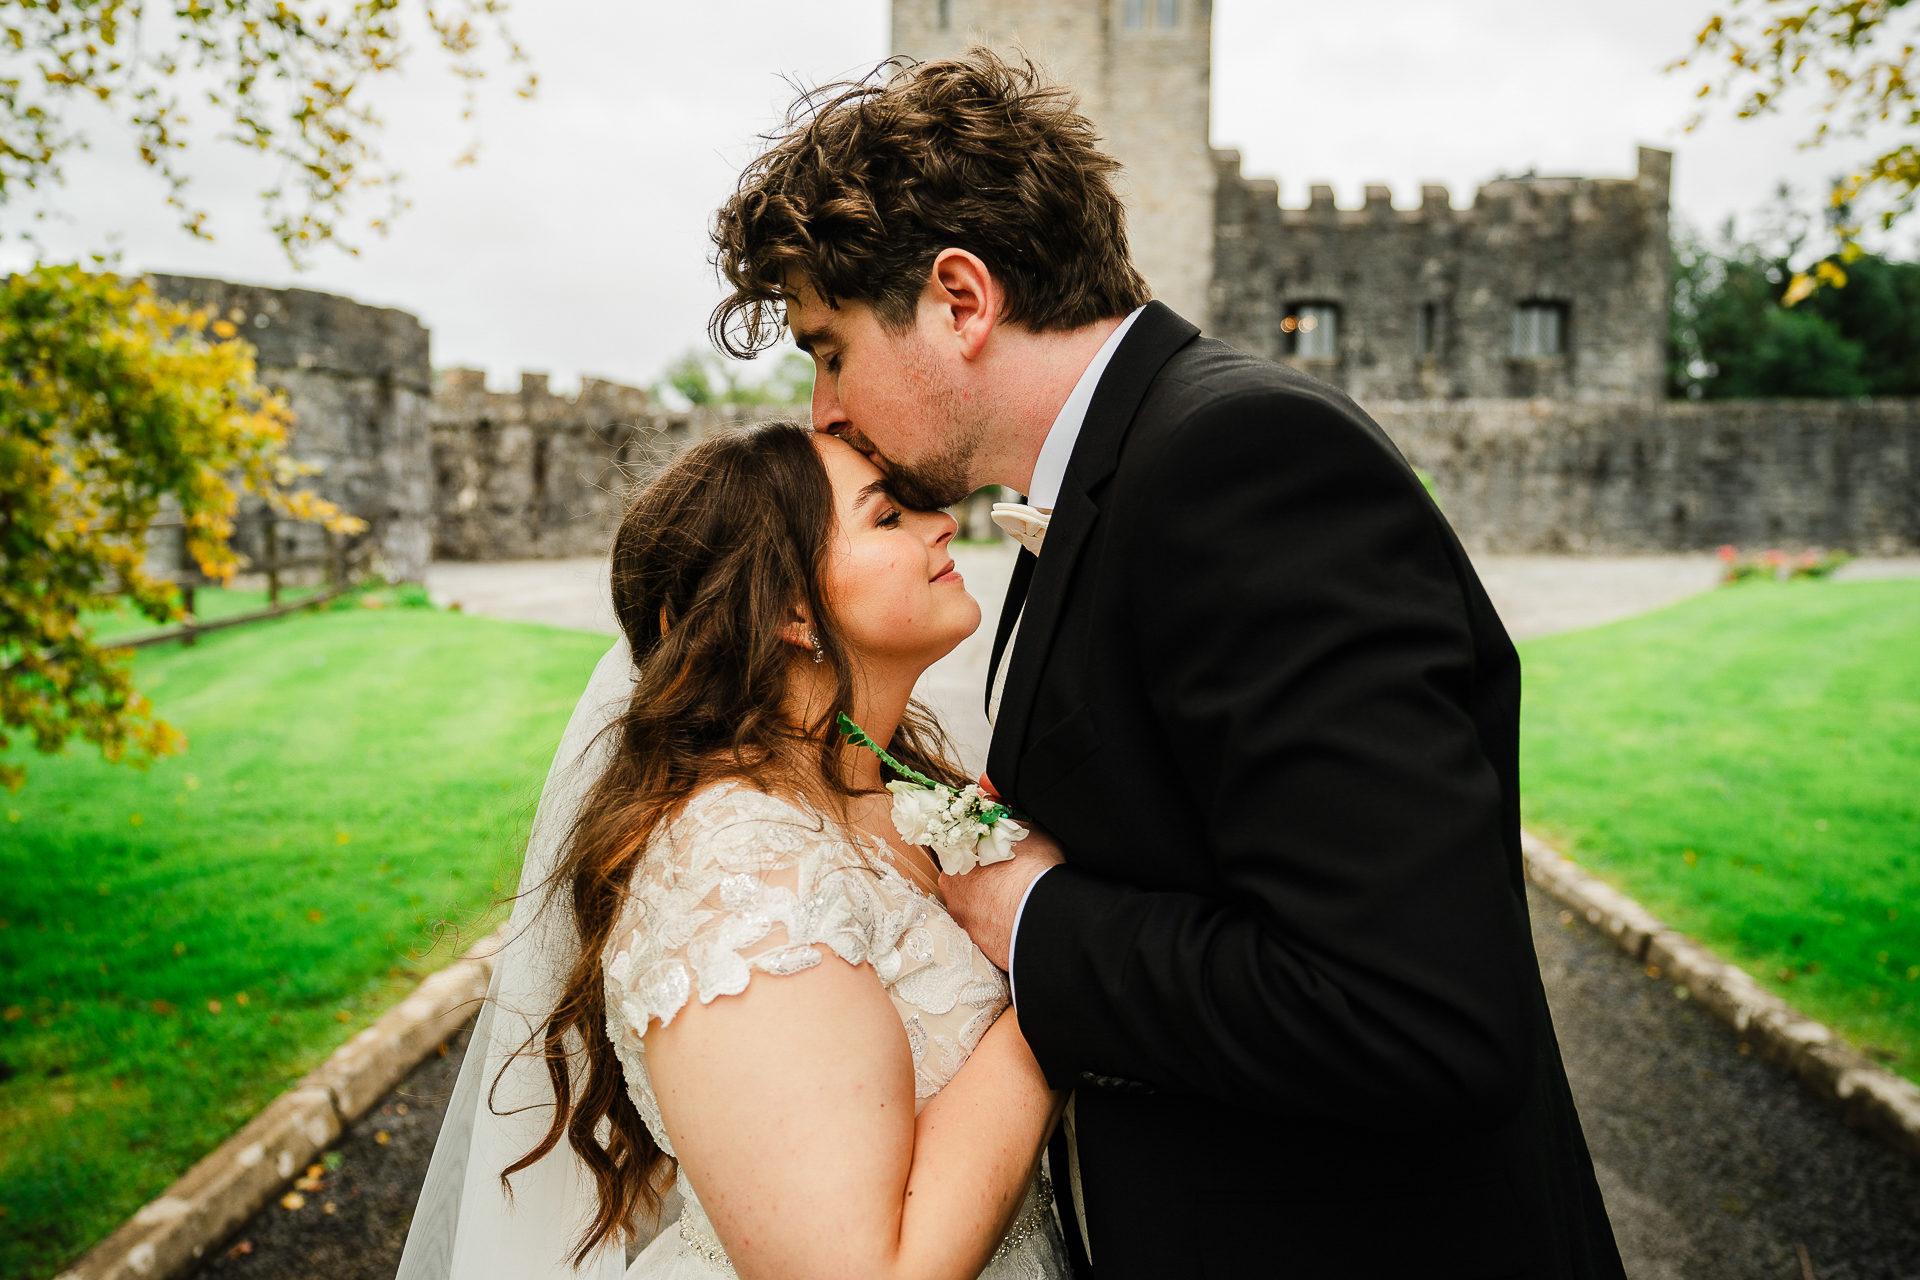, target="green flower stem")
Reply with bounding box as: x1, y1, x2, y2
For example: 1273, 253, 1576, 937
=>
837, 712, 1020, 826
